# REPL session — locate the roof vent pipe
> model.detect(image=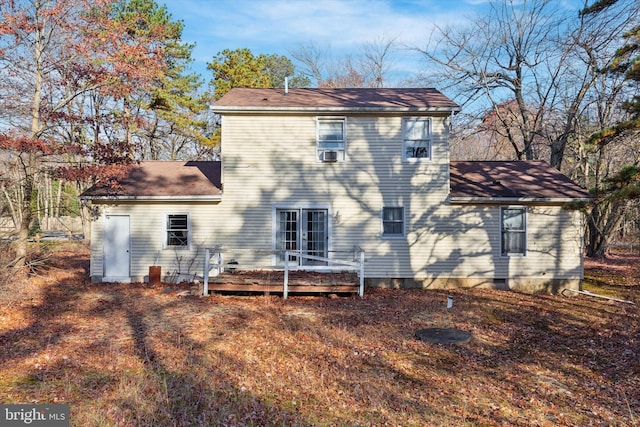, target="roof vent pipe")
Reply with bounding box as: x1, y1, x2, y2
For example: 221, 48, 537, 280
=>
284, 76, 288, 95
